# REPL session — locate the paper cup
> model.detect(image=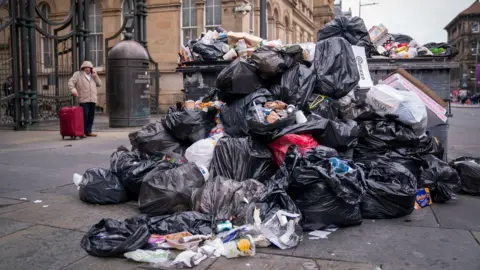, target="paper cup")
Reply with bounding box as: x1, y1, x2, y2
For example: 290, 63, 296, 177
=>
223, 48, 238, 60
295, 110, 307, 124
